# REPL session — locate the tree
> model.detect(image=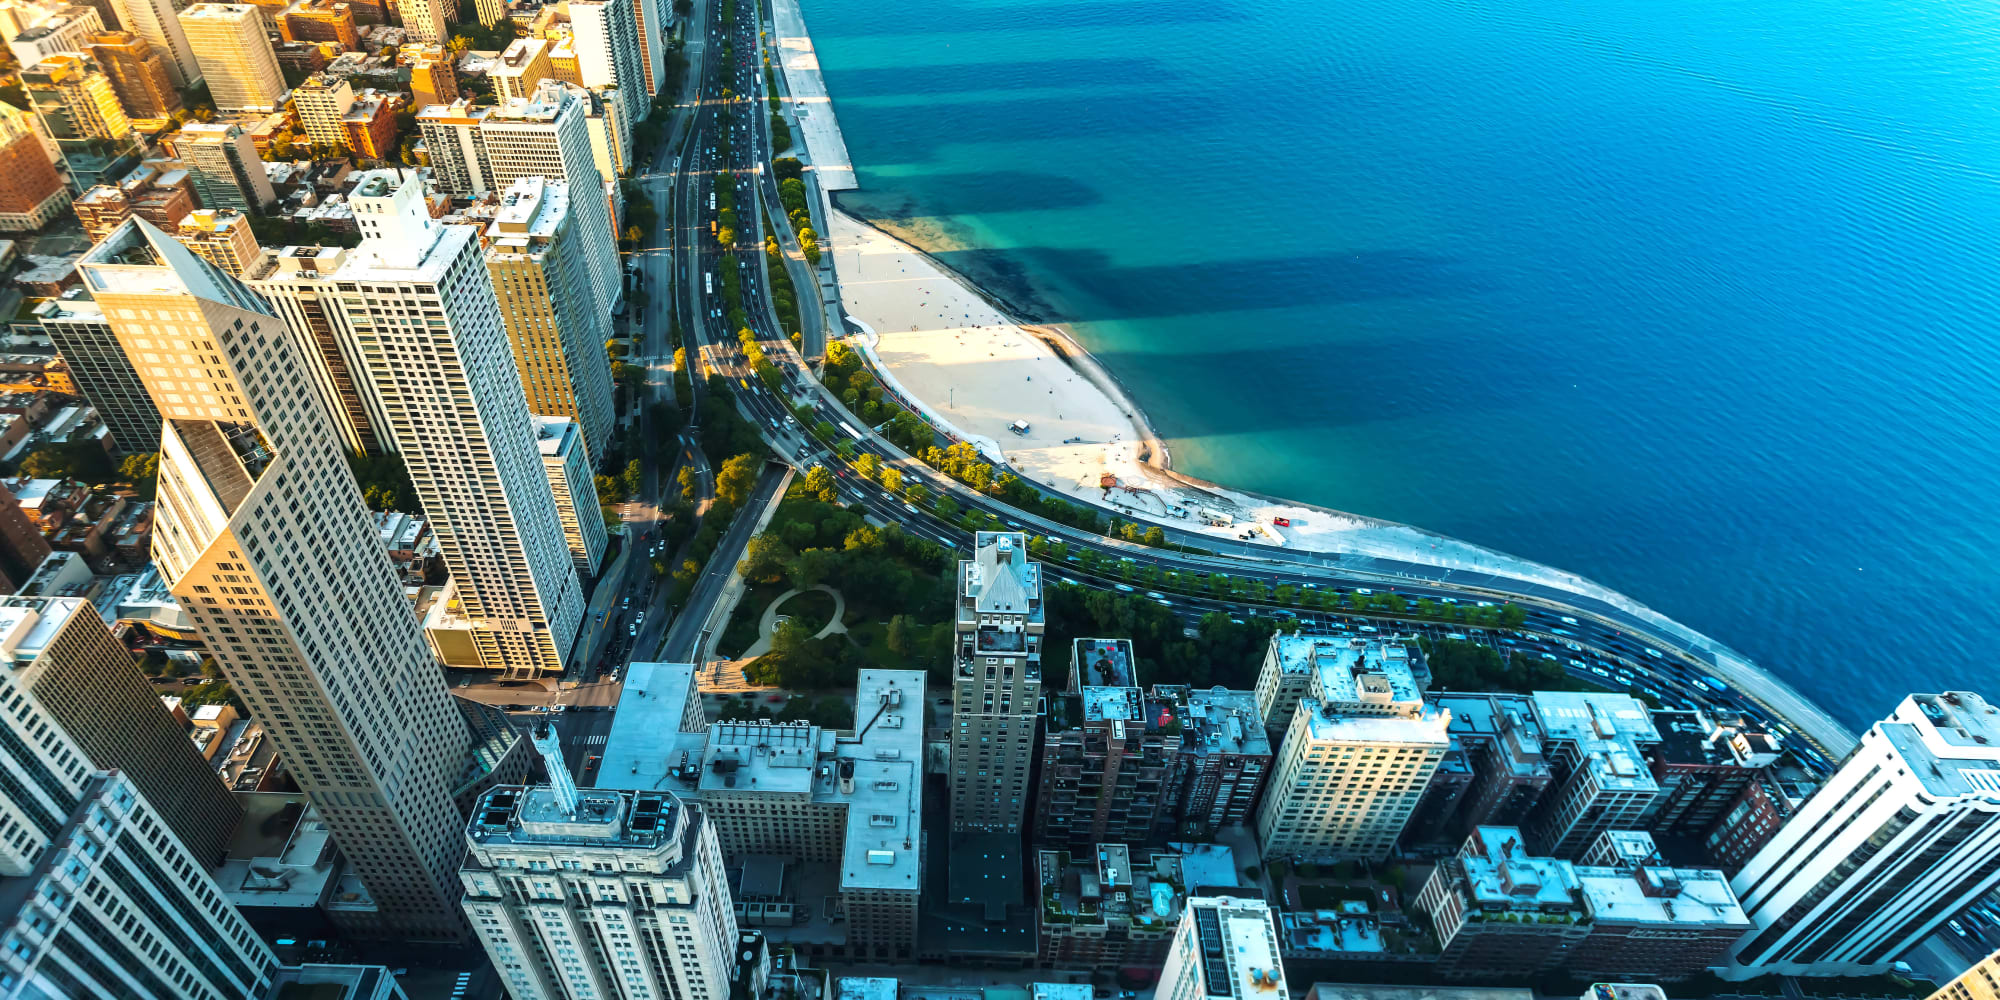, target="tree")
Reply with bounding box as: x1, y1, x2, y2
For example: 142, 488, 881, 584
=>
738, 534, 795, 583
18, 441, 114, 484
598, 473, 623, 506
678, 465, 700, 502
786, 546, 841, 591
715, 454, 760, 507
853, 453, 880, 482
904, 482, 928, 505
620, 459, 644, 499
348, 449, 418, 512
880, 467, 903, 493
118, 452, 160, 500
886, 614, 911, 657
803, 465, 837, 503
